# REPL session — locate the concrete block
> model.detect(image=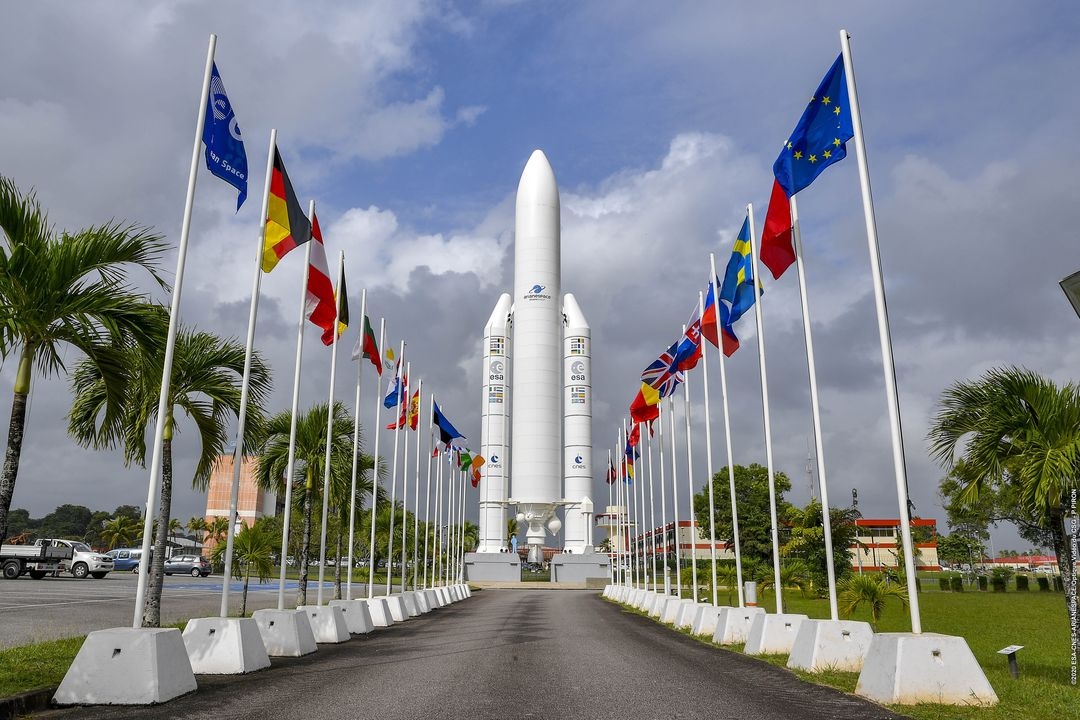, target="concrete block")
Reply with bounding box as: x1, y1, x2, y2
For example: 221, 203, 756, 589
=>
252, 608, 318, 657
399, 592, 421, 617
436, 587, 452, 604
297, 605, 350, 644
366, 597, 394, 627
602, 584, 613, 598
182, 617, 270, 675
712, 606, 764, 645
54, 627, 197, 705
385, 594, 409, 622
661, 597, 692, 625
463, 552, 521, 581
423, 588, 443, 608
636, 590, 656, 612
856, 632, 998, 706
676, 601, 703, 629
691, 605, 726, 637
462, 584, 472, 598
414, 591, 431, 613
328, 599, 375, 634
745, 613, 808, 655
648, 593, 668, 618
787, 619, 874, 672
551, 552, 610, 583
